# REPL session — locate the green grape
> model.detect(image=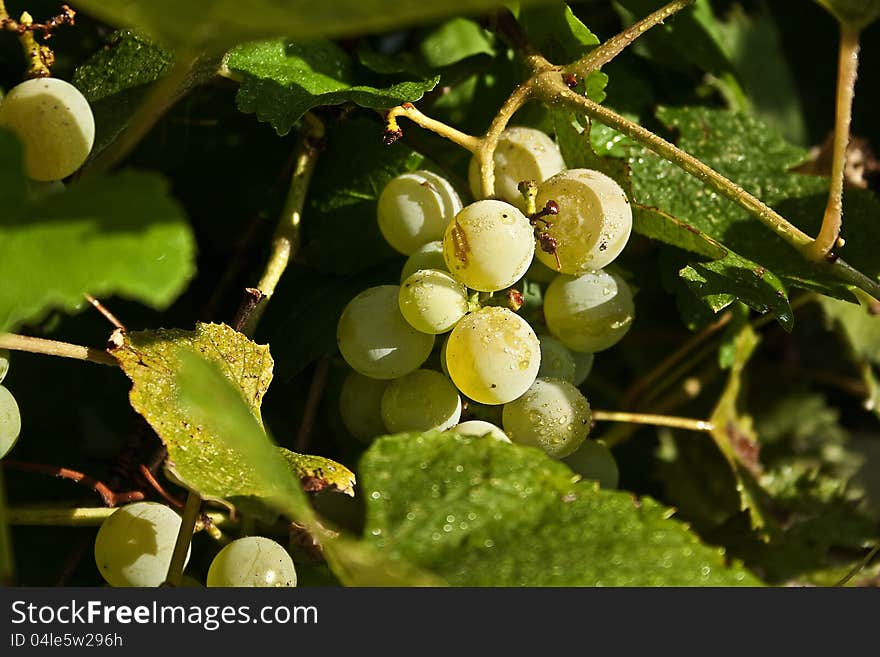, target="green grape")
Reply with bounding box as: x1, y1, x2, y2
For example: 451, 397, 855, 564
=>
207, 536, 297, 587
442, 200, 534, 292
468, 126, 565, 209
399, 269, 469, 334
449, 419, 510, 443
339, 370, 389, 441
0, 349, 9, 384
0, 78, 95, 181
377, 170, 462, 255
502, 377, 591, 458
535, 169, 632, 274
563, 439, 619, 489
0, 385, 21, 459
94, 501, 189, 587
572, 351, 595, 386
381, 369, 462, 432
445, 307, 540, 404
537, 334, 576, 382
400, 240, 447, 283
543, 270, 634, 353
337, 285, 435, 379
